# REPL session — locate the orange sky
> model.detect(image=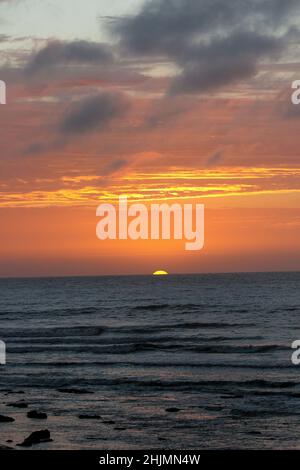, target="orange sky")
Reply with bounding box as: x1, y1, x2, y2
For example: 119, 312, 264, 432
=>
0, 1, 300, 277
